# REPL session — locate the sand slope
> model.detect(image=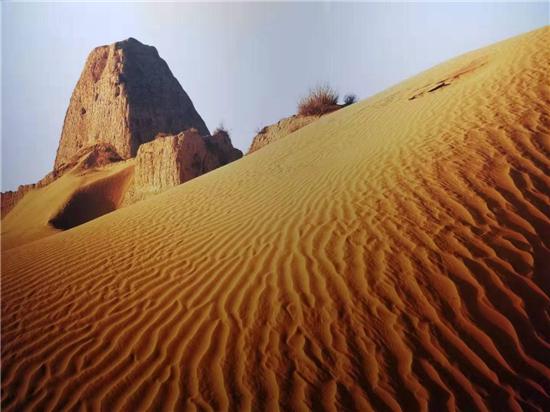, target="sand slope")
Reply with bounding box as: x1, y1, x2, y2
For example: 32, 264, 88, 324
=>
2, 27, 550, 411
1, 160, 134, 250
